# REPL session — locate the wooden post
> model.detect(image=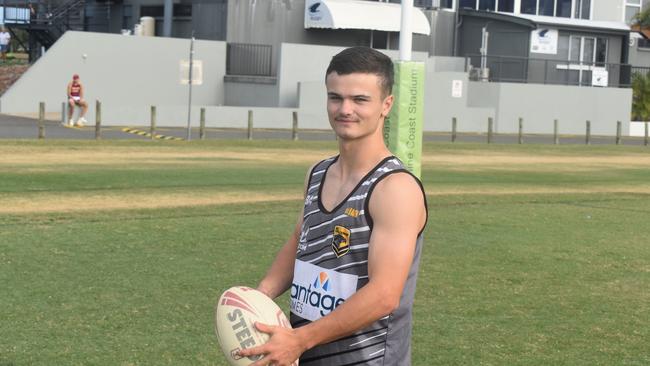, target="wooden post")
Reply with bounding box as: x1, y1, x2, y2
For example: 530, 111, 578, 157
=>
616, 121, 621, 145
487, 117, 493, 144
61, 102, 67, 125
292, 111, 298, 141
95, 100, 102, 140
199, 108, 206, 140
150, 105, 156, 140
247, 110, 253, 140
518, 117, 523, 144
585, 120, 591, 145
451, 117, 457, 143
554, 119, 559, 145
645, 122, 649, 146
38, 102, 45, 139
